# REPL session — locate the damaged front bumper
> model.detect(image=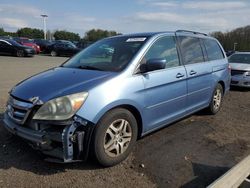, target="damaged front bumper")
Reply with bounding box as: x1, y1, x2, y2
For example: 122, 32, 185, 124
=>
3, 113, 95, 163
231, 75, 250, 88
